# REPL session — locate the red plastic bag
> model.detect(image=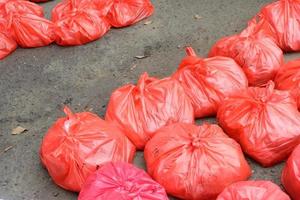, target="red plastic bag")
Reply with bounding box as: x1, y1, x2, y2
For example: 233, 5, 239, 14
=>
281, 144, 300, 200
52, 1, 110, 46
217, 81, 300, 167
260, 0, 300, 52
216, 181, 290, 200
0, 0, 44, 17
275, 59, 300, 110
30, 0, 50, 2
40, 107, 136, 192
173, 47, 248, 118
78, 162, 169, 200
105, 73, 194, 149
144, 123, 251, 200
106, 0, 154, 27
0, 18, 17, 60
209, 17, 283, 86
8, 13, 55, 48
